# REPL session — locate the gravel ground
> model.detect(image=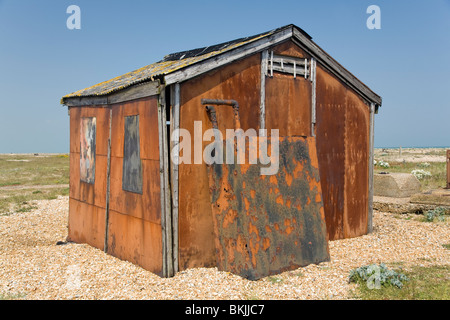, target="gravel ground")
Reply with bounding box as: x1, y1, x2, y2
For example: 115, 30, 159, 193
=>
0, 196, 448, 300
